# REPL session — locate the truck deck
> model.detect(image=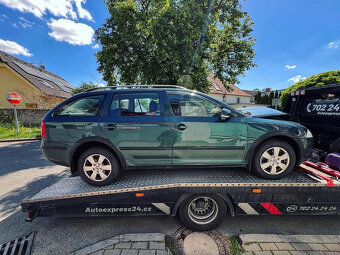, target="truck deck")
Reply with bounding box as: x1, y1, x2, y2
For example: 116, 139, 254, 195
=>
21, 167, 340, 230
